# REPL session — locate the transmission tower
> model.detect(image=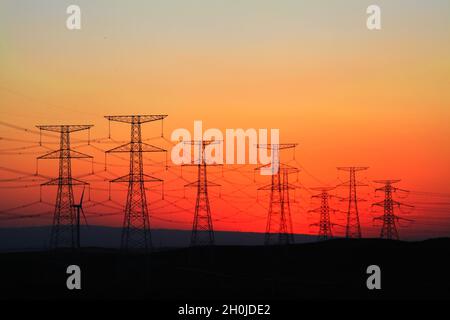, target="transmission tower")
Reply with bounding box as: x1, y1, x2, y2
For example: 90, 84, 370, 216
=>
257, 144, 298, 245
105, 115, 167, 252
184, 140, 221, 246
372, 180, 413, 240
36, 125, 93, 249
309, 187, 339, 241
337, 166, 368, 238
